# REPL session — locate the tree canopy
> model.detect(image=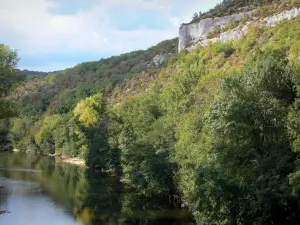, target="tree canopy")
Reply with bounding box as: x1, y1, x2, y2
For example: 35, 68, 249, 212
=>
0, 44, 23, 119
